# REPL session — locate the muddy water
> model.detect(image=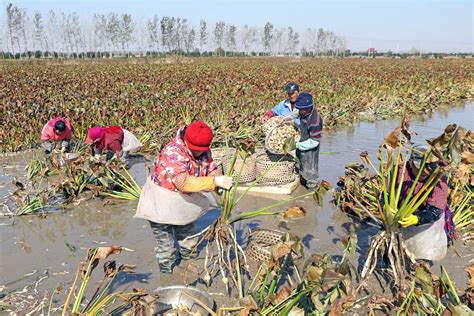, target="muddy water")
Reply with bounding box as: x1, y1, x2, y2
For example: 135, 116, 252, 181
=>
1, 102, 473, 312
